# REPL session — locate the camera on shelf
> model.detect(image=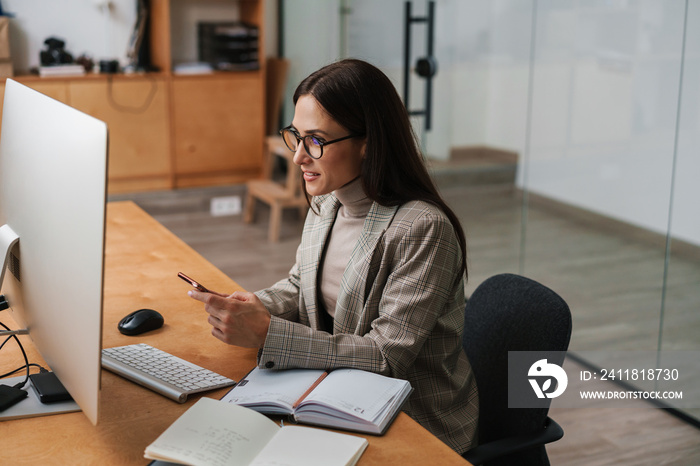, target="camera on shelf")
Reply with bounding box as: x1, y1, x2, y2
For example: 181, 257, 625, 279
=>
40, 37, 74, 66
